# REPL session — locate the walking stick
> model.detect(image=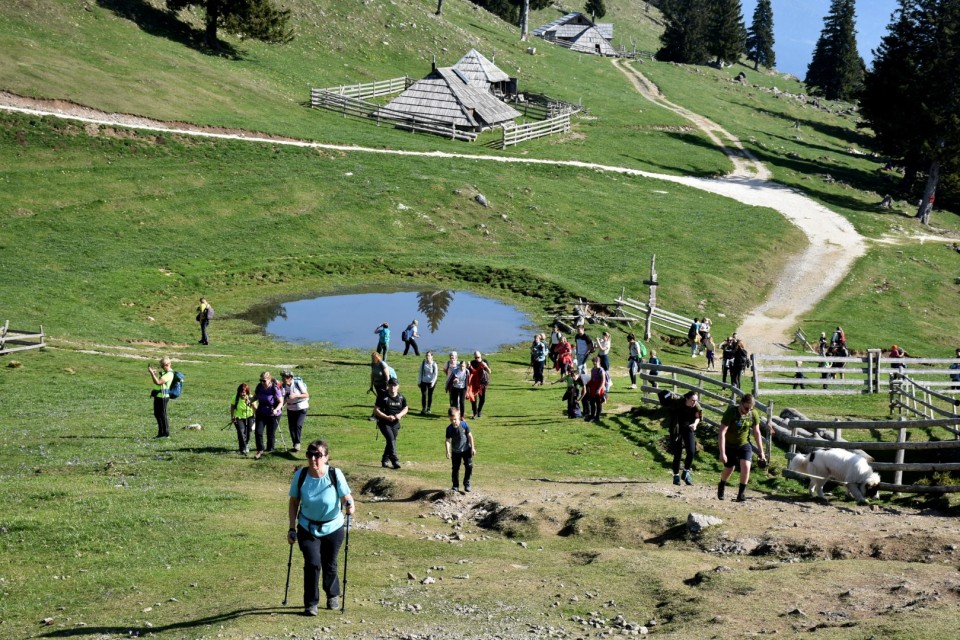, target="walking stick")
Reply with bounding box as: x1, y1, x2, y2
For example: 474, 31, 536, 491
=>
282, 537, 294, 605
340, 514, 351, 614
